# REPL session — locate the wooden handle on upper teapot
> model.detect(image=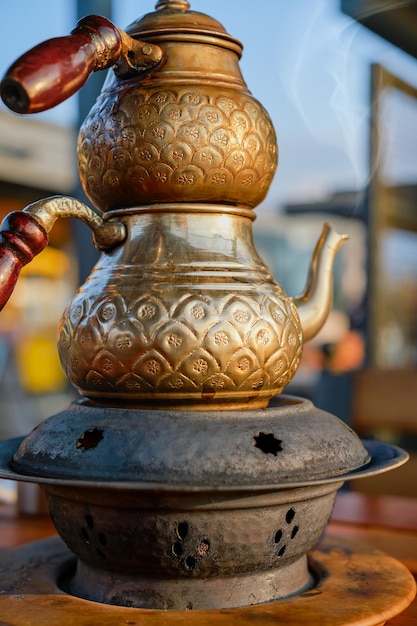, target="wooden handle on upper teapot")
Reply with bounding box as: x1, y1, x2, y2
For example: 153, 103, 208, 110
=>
0, 15, 163, 114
